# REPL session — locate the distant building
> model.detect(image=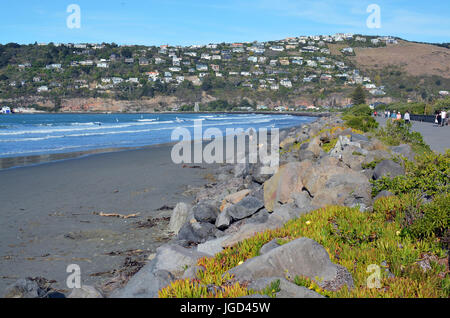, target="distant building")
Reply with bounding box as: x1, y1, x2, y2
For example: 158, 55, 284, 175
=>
1, 106, 11, 114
